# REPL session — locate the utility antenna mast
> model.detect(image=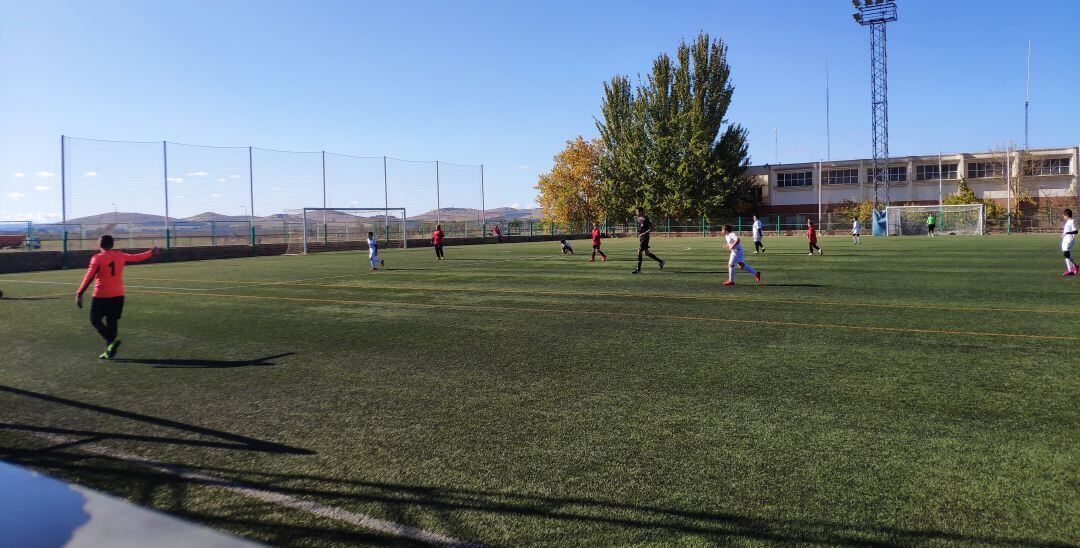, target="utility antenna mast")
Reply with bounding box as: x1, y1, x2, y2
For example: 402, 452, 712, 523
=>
852, 0, 898, 212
